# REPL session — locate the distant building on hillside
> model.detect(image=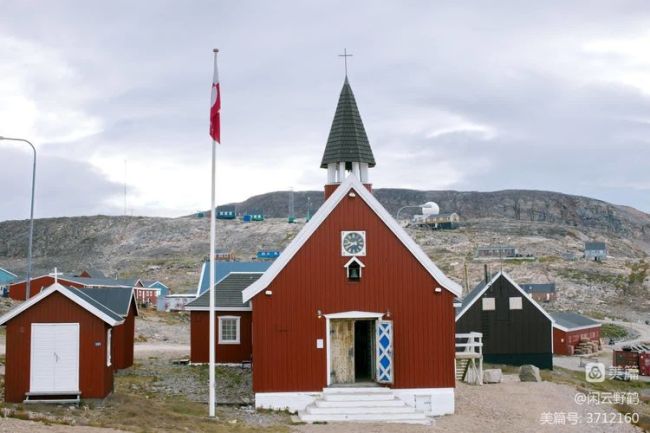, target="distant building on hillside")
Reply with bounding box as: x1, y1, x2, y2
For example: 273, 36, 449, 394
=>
519, 283, 556, 302
475, 245, 518, 259
584, 241, 607, 261
411, 202, 459, 230
414, 212, 460, 230
216, 206, 236, 220
161, 292, 196, 311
